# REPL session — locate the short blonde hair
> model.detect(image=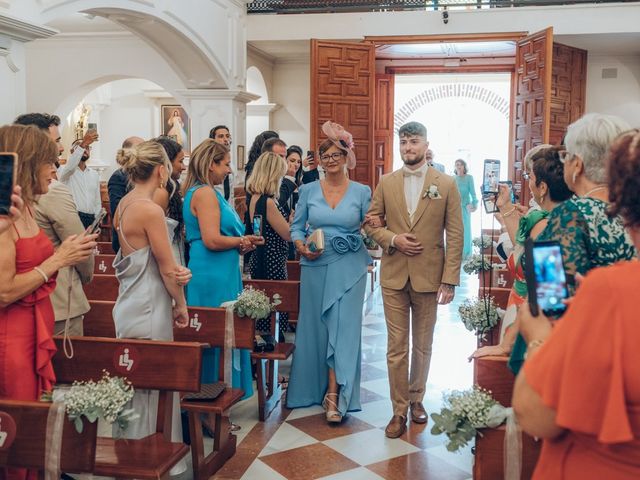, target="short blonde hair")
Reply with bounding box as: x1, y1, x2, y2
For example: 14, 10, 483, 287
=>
182, 139, 228, 193
0, 124, 57, 204
116, 140, 171, 184
246, 152, 287, 199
